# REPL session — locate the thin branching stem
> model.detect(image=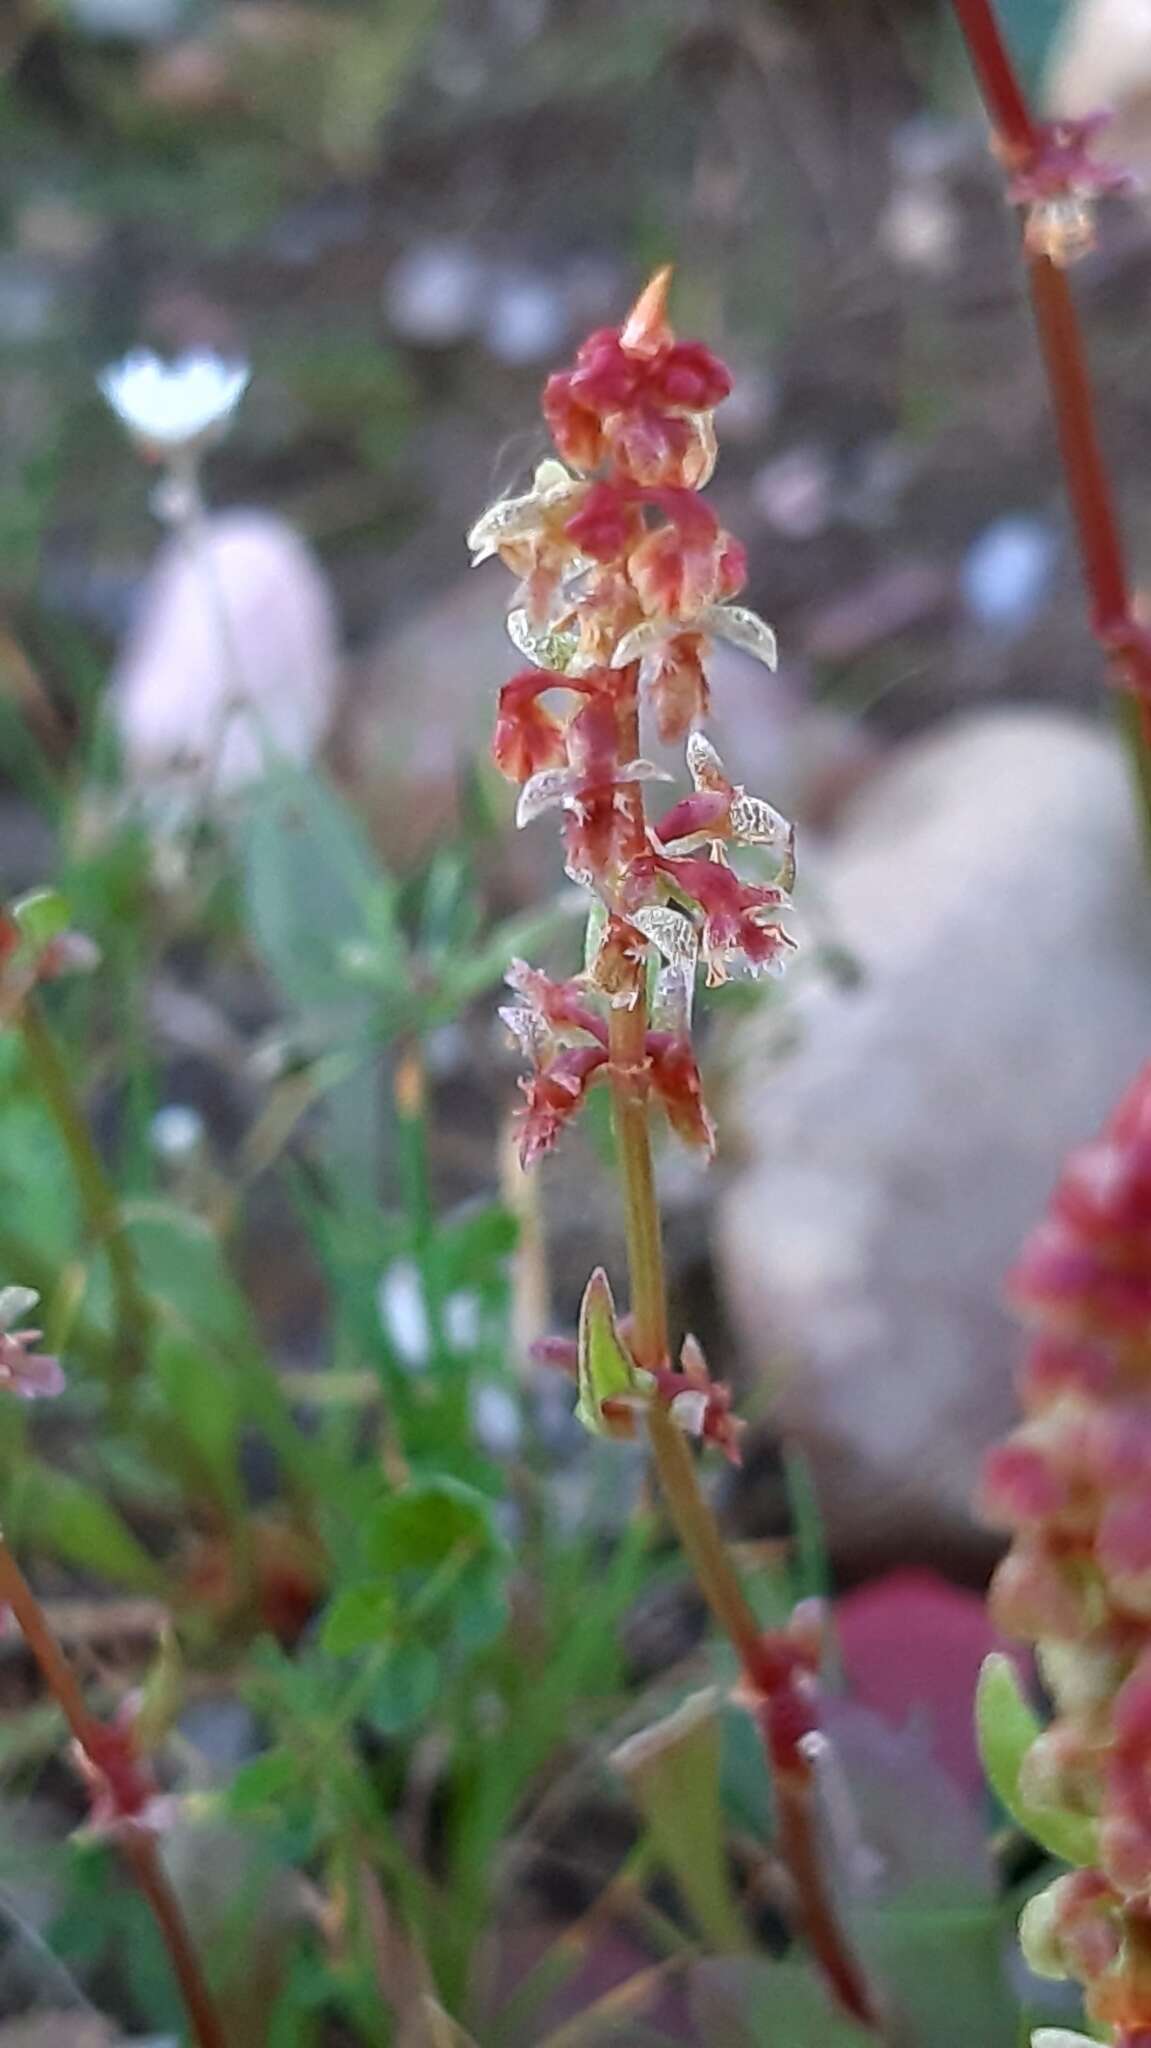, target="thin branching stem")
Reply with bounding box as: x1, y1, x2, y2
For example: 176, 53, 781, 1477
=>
0, 1534, 228, 2048
949, 0, 1151, 850
605, 687, 881, 2034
